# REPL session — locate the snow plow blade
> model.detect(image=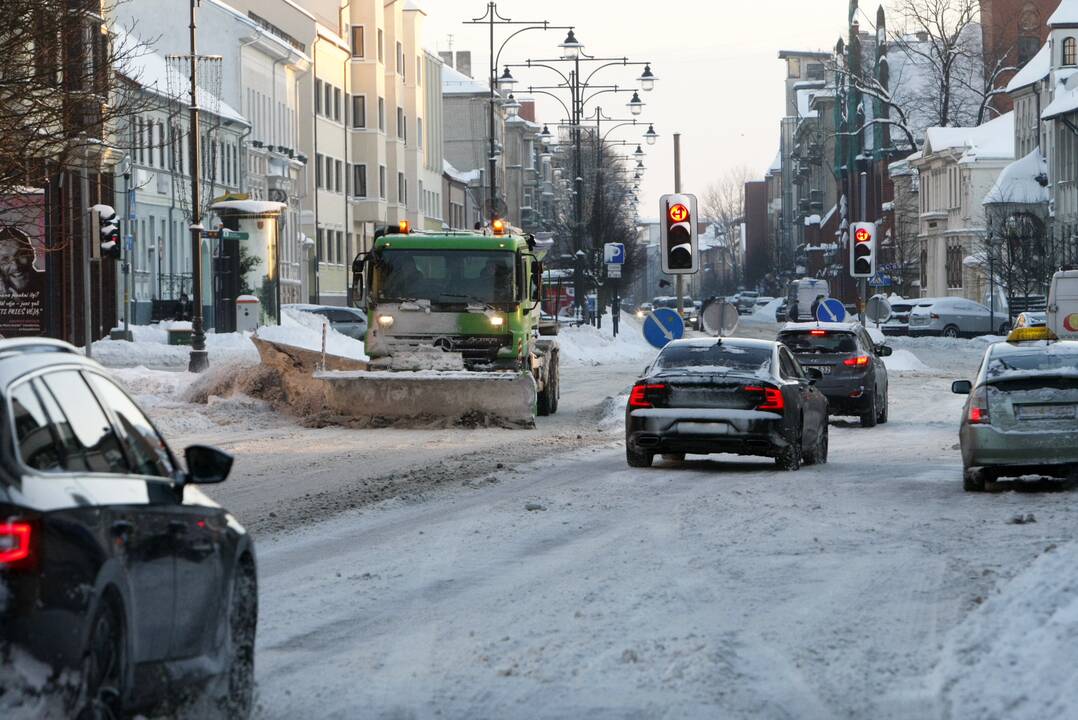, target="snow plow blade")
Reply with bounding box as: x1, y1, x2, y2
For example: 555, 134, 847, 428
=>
316, 369, 538, 428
